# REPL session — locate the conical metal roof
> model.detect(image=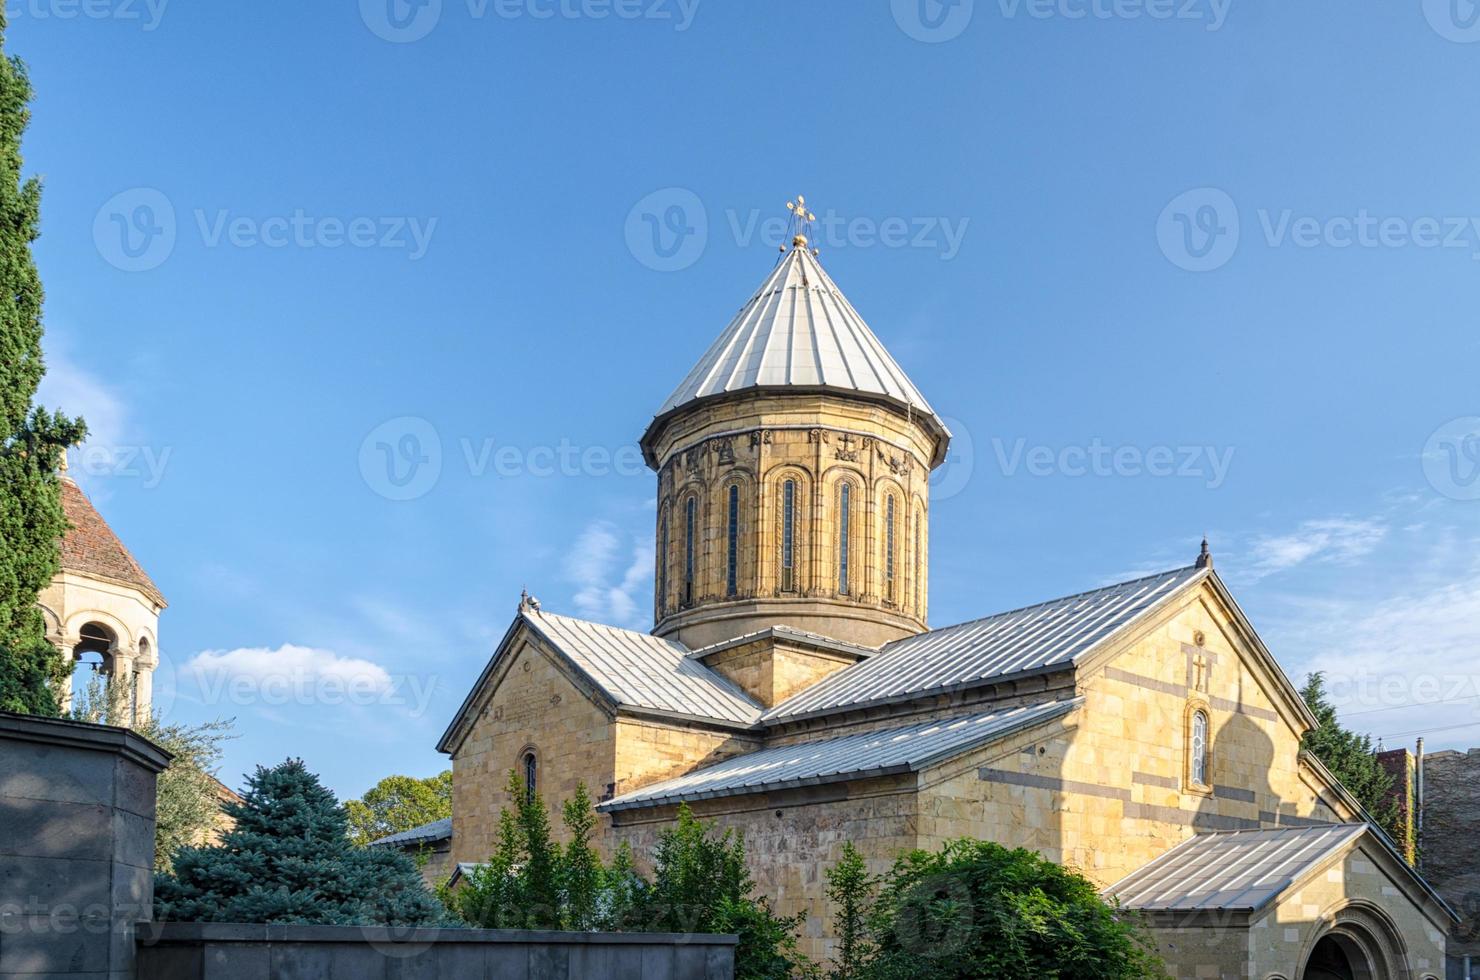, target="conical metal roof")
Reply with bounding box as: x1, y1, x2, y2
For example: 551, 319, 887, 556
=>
642, 247, 948, 465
